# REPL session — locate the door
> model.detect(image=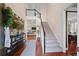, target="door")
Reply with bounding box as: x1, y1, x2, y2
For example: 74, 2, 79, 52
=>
66, 11, 77, 56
